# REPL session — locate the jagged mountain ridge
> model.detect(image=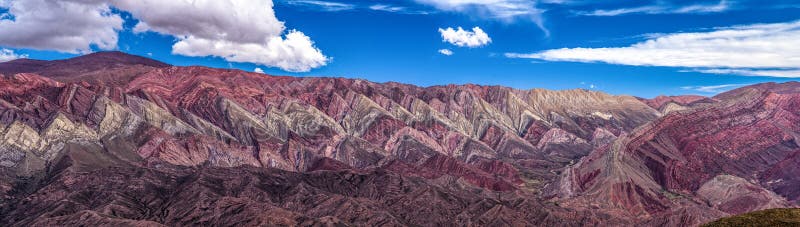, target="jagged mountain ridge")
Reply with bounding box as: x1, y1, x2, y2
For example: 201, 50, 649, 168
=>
0, 52, 797, 226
